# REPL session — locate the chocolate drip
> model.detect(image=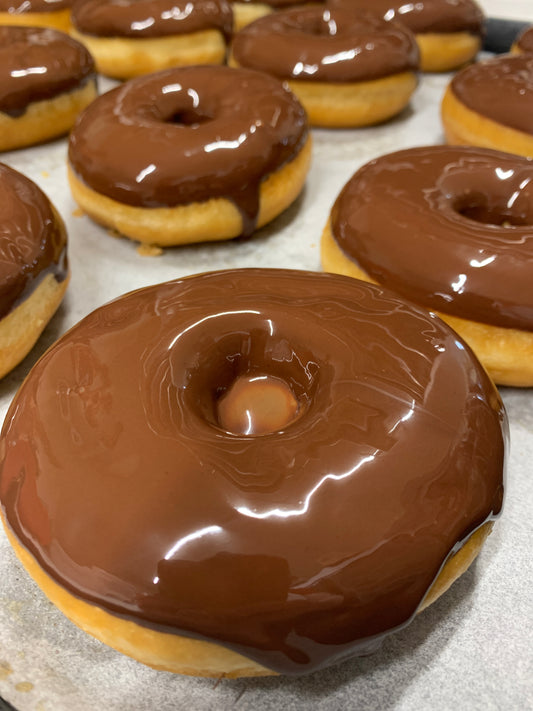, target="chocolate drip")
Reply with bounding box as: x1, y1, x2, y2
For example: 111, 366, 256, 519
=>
231, 7, 419, 82
0, 162, 68, 319
72, 0, 233, 42
450, 54, 533, 136
68, 66, 308, 238
328, 0, 484, 35
331, 146, 533, 331
0, 269, 505, 674
0, 26, 95, 116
